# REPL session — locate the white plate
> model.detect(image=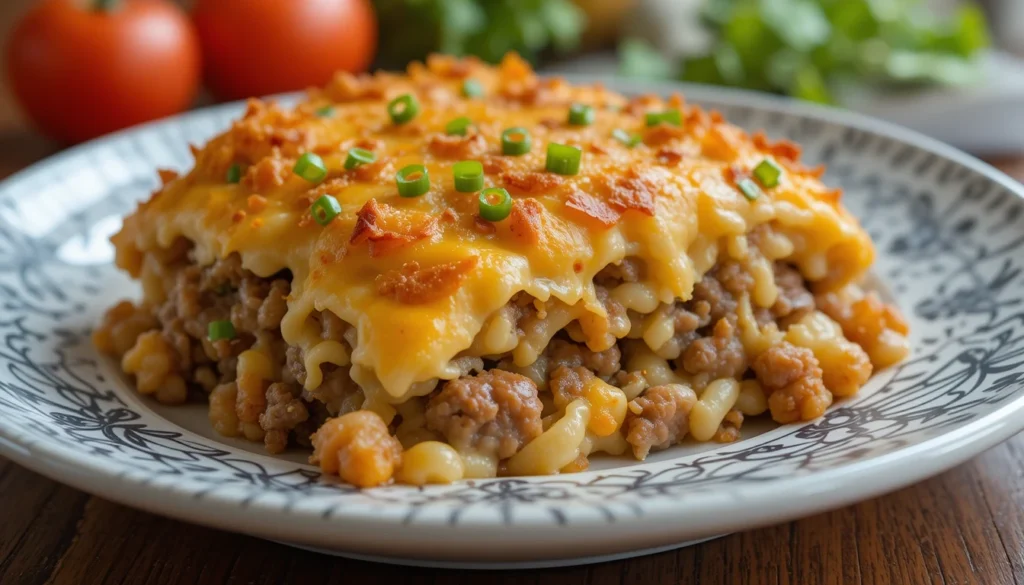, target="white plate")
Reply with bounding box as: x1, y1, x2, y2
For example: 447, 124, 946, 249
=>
2, 80, 1024, 569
